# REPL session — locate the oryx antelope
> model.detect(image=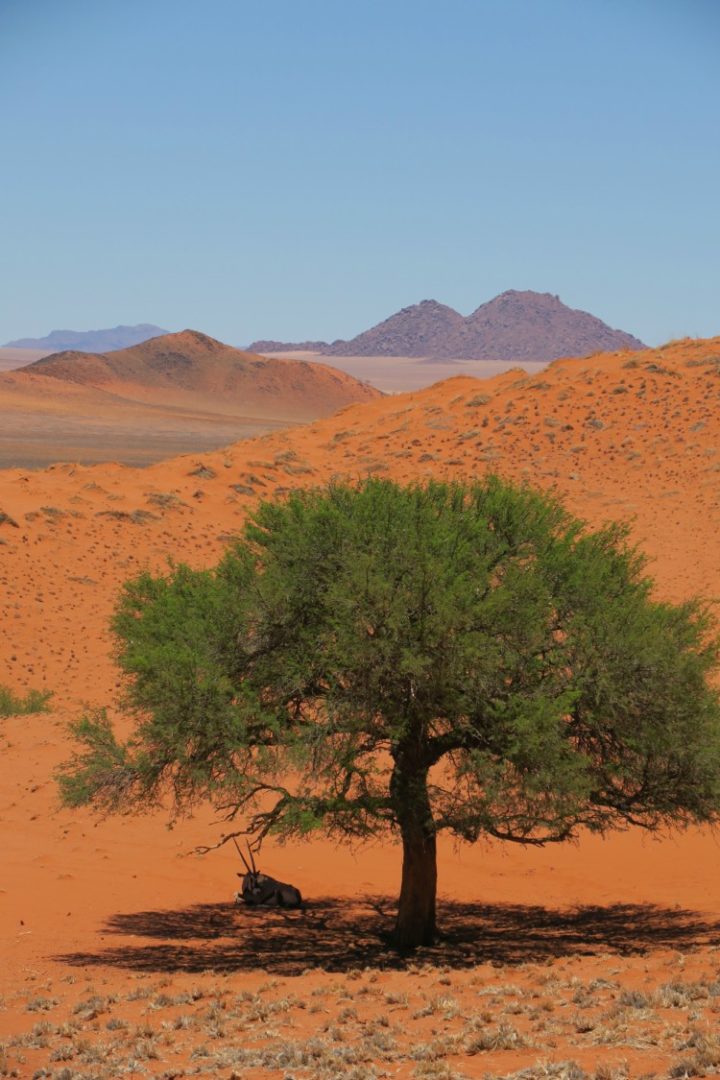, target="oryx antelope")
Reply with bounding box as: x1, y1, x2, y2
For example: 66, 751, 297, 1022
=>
233, 839, 303, 909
